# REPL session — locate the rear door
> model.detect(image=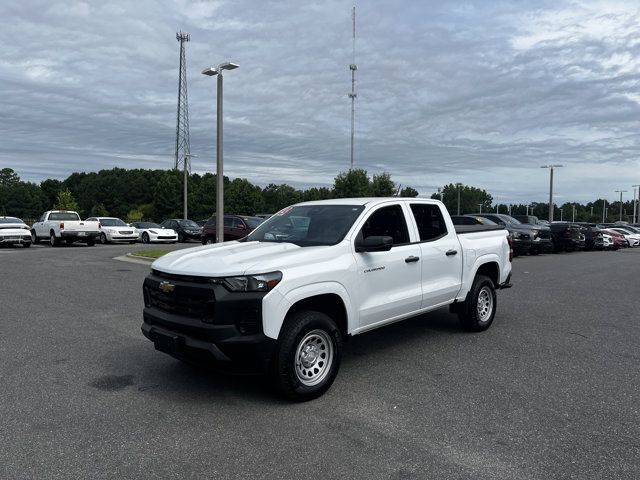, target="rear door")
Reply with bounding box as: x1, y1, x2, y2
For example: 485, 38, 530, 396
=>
408, 203, 463, 307
353, 203, 422, 329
